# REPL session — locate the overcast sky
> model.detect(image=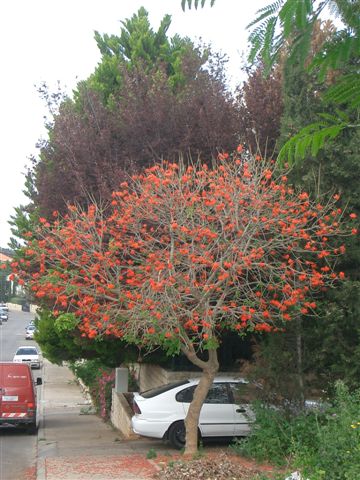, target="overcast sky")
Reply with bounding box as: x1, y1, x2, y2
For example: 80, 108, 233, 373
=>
0, 0, 266, 248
